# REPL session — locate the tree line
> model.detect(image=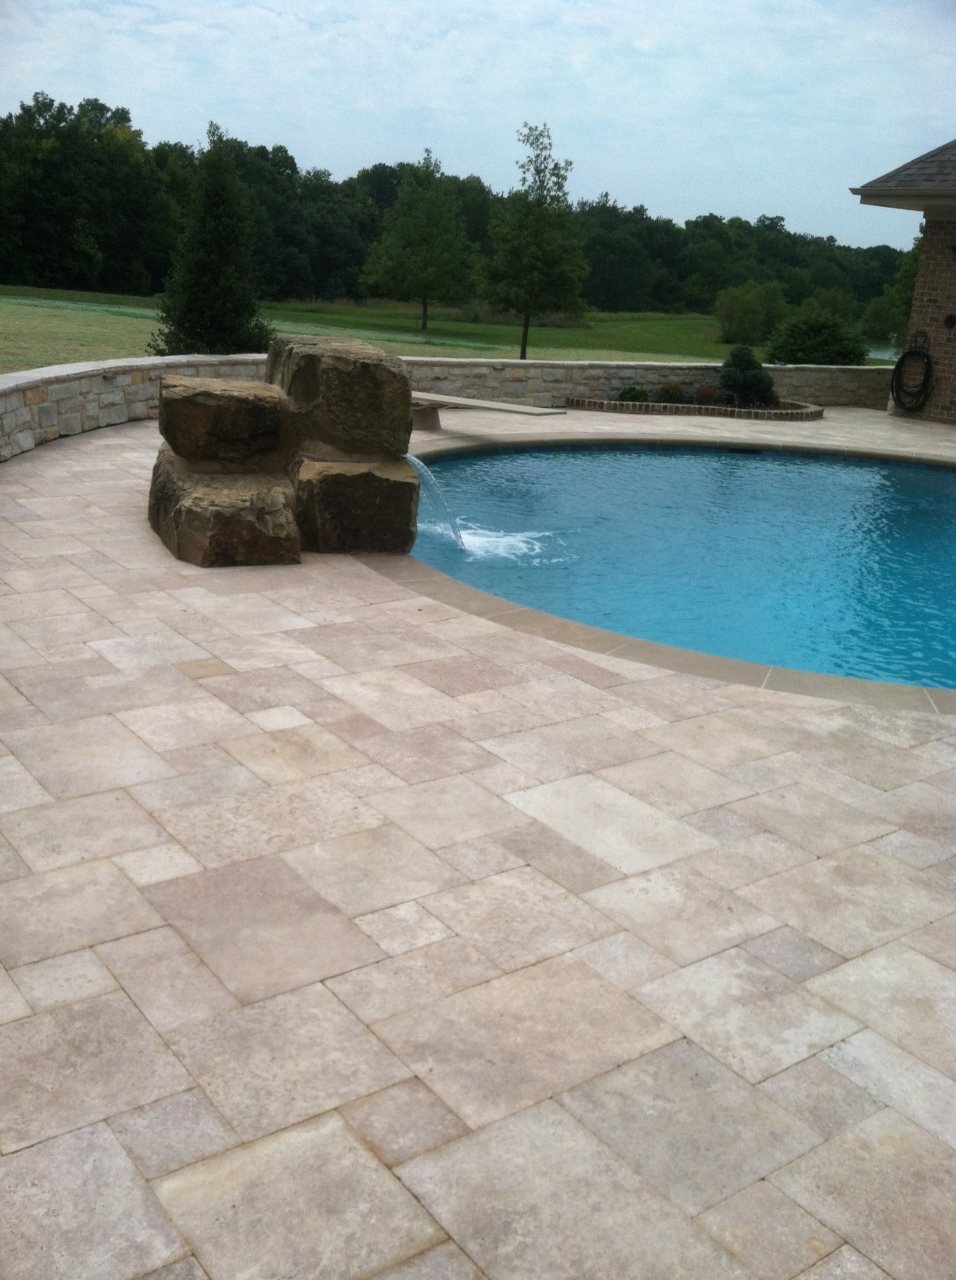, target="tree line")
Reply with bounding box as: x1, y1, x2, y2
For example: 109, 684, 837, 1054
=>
0, 92, 910, 343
